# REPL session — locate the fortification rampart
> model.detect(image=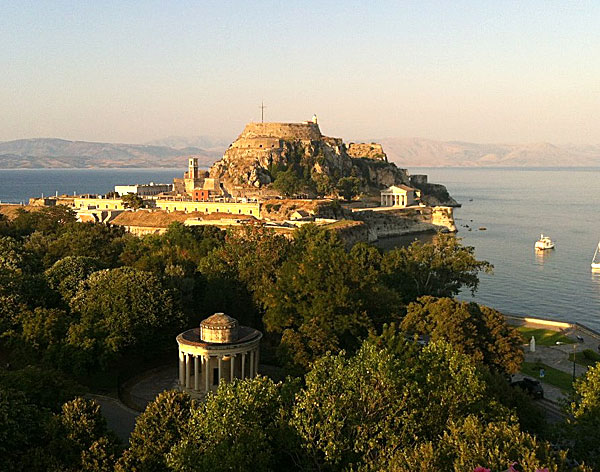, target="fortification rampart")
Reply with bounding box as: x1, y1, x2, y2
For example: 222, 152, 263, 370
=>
230, 137, 283, 149
347, 143, 387, 161
156, 200, 261, 218
239, 122, 322, 141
